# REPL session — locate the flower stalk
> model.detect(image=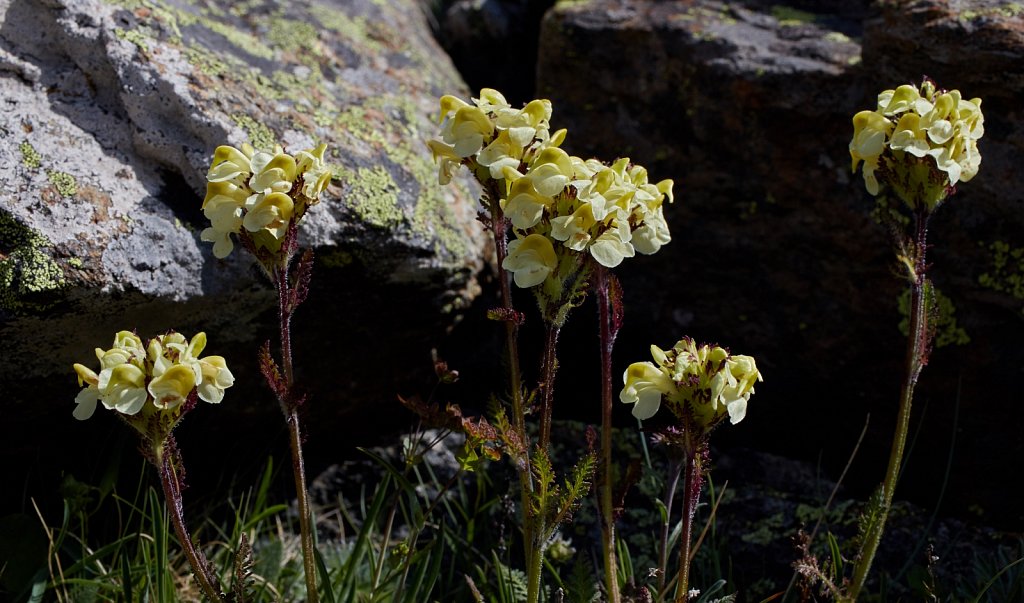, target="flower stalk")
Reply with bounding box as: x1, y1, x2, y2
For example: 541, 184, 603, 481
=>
846, 78, 984, 598
847, 212, 930, 600
157, 442, 226, 603
595, 265, 621, 603
272, 262, 319, 603
427, 89, 674, 603
72, 330, 235, 601
199, 138, 331, 602
675, 441, 704, 602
